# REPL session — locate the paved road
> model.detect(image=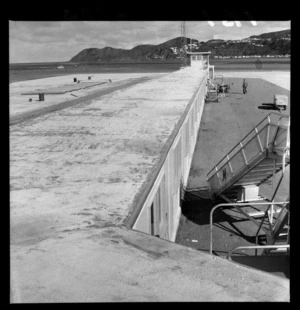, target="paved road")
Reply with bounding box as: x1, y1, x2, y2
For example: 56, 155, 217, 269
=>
176, 77, 290, 268
10, 77, 152, 126
188, 77, 290, 189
